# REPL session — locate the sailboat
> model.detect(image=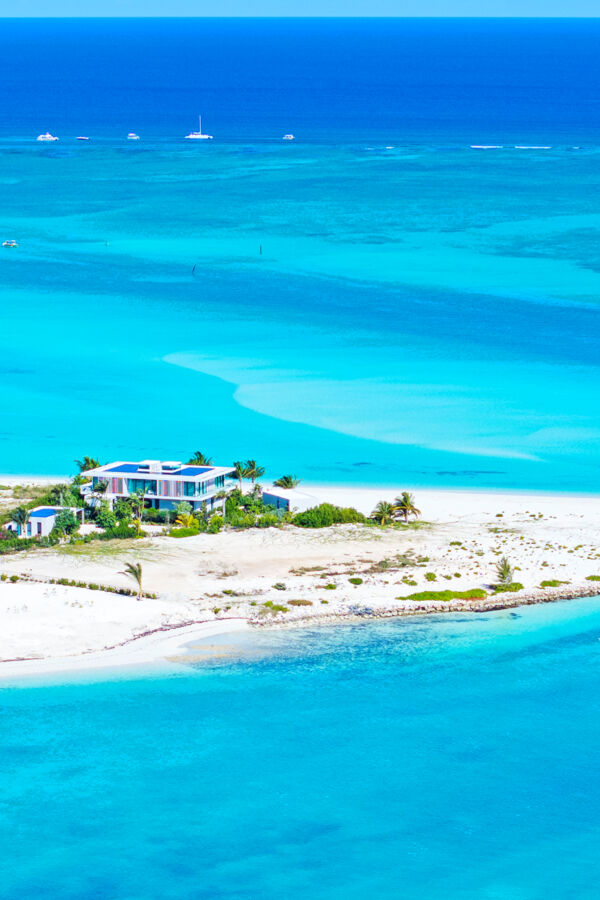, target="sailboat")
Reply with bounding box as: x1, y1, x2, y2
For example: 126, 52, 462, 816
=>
185, 116, 213, 140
